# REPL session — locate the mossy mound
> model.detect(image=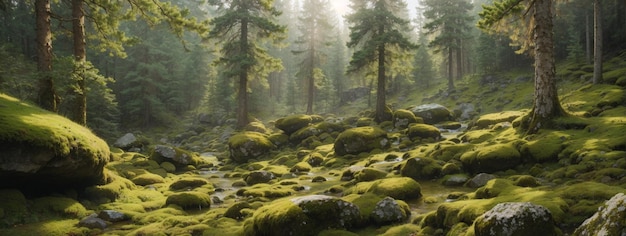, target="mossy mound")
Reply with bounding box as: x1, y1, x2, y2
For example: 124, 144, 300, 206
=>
83, 170, 137, 203
165, 192, 211, 210
409, 104, 453, 124
228, 132, 276, 163
151, 145, 209, 168
0, 94, 110, 190
573, 193, 626, 235
407, 124, 441, 141
393, 109, 423, 129
0, 189, 28, 227
275, 114, 313, 135
32, 196, 91, 219
334, 126, 389, 156
245, 121, 269, 134
460, 143, 521, 173
520, 131, 566, 163
400, 156, 442, 180
472, 111, 525, 129
474, 202, 557, 236
345, 177, 422, 200
354, 167, 388, 182
169, 177, 211, 191
244, 195, 360, 236
131, 173, 165, 186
